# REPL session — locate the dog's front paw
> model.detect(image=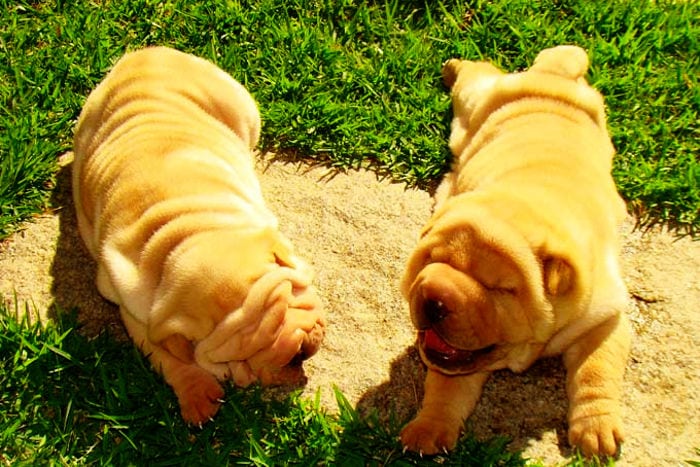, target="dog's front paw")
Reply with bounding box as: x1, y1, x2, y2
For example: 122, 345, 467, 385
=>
173, 367, 225, 425
400, 414, 461, 456
568, 412, 623, 458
